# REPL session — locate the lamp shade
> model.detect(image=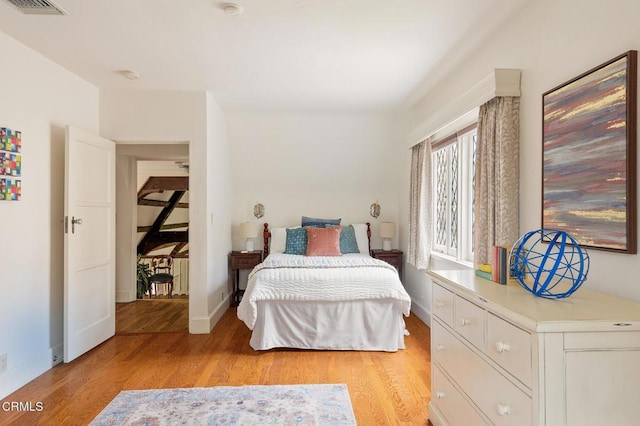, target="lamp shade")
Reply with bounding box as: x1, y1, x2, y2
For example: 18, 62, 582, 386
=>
239, 222, 259, 239
379, 222, 396, 239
